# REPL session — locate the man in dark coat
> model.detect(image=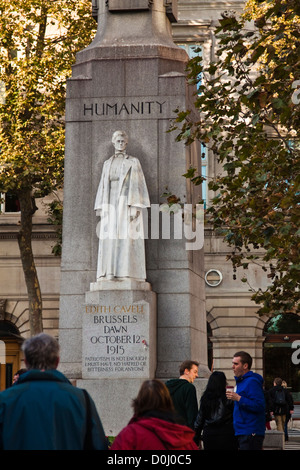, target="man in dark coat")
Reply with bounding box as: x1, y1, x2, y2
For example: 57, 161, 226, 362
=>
165, 360, 199, 429
0, 333, 108, 450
